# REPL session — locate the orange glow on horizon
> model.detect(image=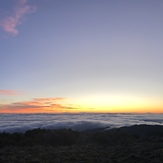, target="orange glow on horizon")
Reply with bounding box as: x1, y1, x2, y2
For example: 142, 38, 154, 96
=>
0, 105, 162, 114
0, 95, 162, 114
